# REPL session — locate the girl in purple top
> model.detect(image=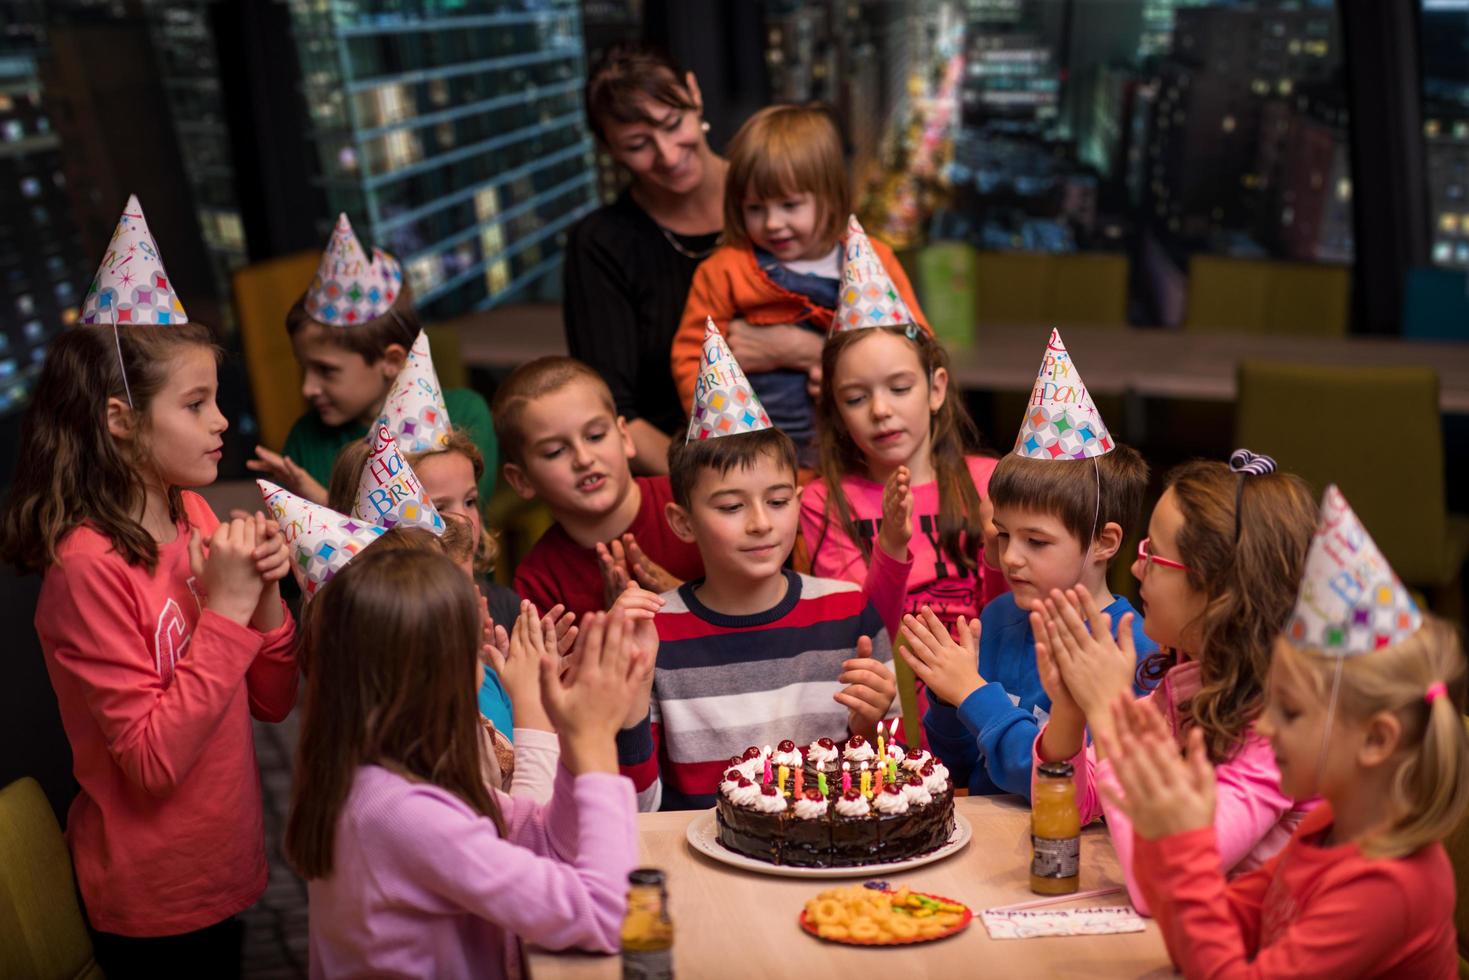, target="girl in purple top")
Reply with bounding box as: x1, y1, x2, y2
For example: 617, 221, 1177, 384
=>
286, 546, 646, 979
